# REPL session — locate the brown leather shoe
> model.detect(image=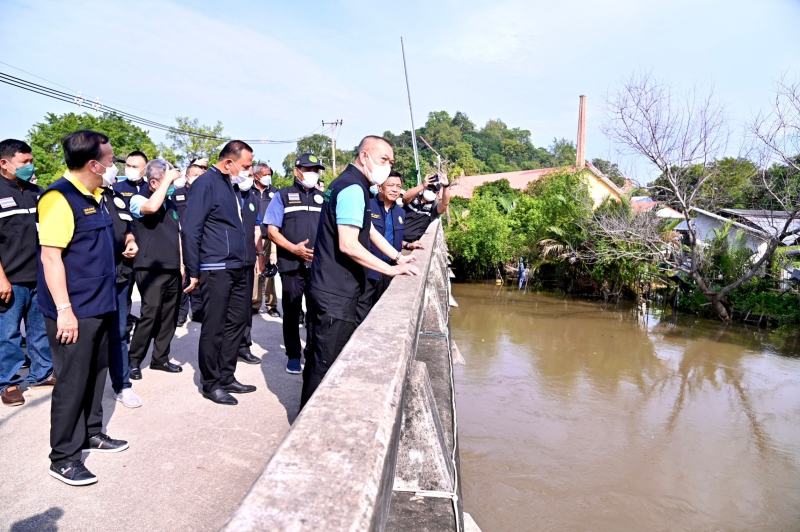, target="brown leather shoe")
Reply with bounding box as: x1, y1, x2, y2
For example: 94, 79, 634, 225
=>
1, 385, 24, 406
31, 374, 57, 388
